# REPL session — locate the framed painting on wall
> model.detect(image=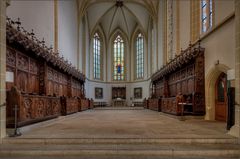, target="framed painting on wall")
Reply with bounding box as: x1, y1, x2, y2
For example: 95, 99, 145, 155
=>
134, 87, 142, 99
95, 87, 103, 99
